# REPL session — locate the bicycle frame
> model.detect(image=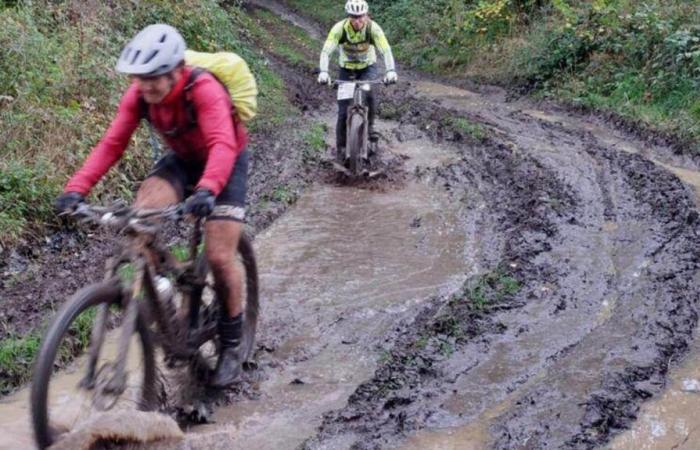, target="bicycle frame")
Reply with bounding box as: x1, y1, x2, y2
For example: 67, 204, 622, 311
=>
77, 205, 210, 396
